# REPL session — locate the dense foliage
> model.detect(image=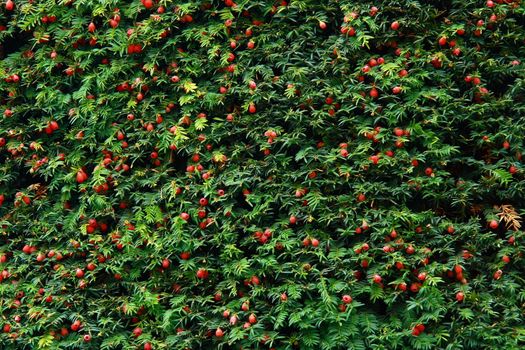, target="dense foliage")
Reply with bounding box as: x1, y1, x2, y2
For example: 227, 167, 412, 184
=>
1, 0, 525, 349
